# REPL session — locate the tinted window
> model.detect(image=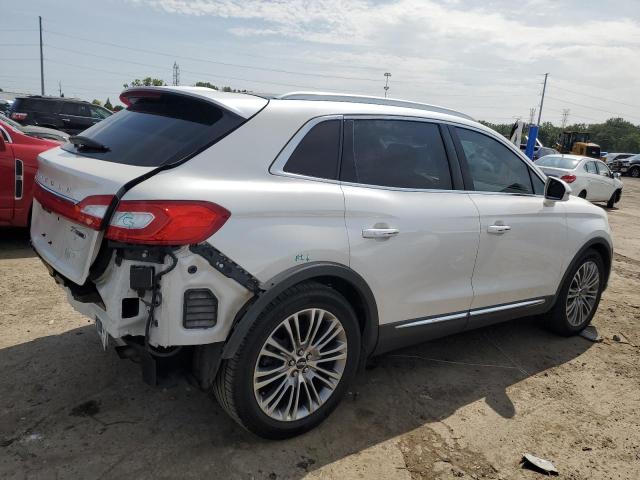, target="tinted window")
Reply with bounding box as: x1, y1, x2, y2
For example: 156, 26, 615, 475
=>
585, 161, 597, 174
20, 98, 58, 113
61, 92, 244, 166
531, 171, 545, 195
283, 120, 340, 179
61, 102, 91, 117
456, 127, 533, 194
341, 119, 452, 190
90, 106, 111, 119
536, 156, 579, 169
